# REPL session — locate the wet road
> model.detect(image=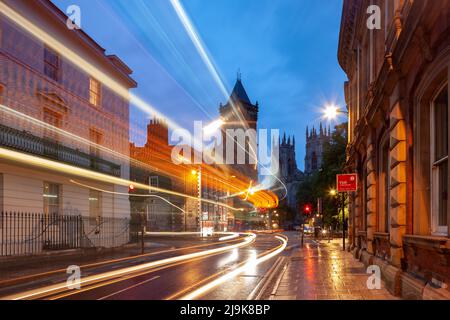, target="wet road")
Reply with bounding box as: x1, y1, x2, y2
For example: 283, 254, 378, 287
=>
1, 233, 285, 300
